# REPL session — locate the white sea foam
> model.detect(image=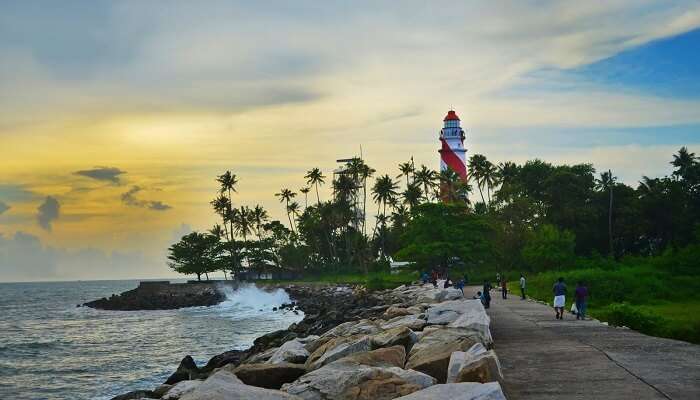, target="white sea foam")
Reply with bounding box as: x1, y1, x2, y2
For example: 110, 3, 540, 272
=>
214, 284, 298, 319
